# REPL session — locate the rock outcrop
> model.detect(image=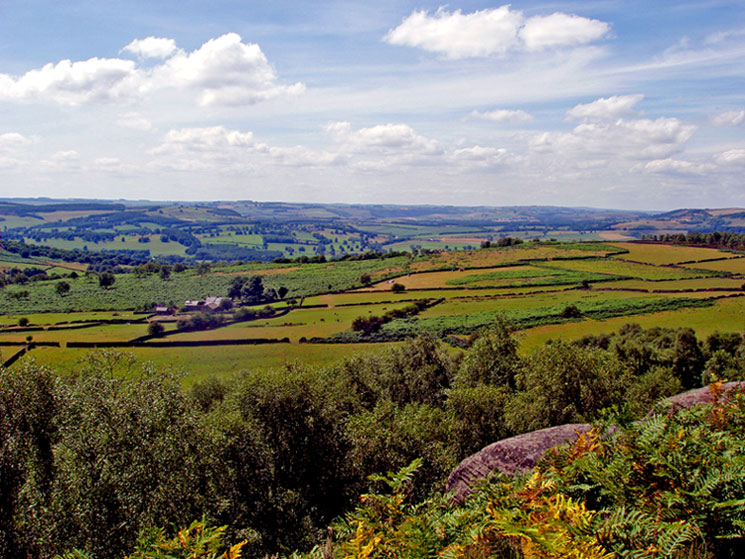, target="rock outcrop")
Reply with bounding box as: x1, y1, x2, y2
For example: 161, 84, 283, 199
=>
447, 382, 745, 503
661, 381, 744, 412
447, 423, 592, 503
